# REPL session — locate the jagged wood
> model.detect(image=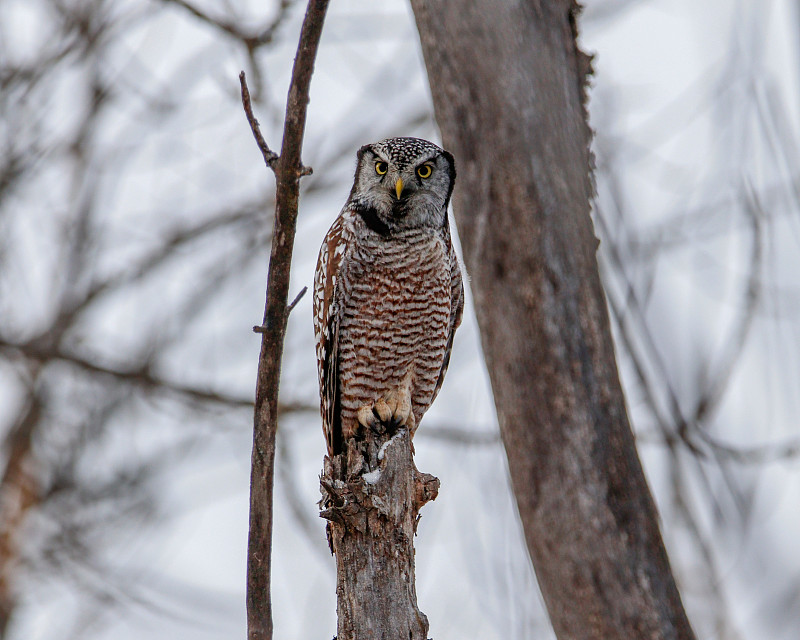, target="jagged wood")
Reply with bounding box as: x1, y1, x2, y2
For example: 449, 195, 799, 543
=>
320, 428, 438, 640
